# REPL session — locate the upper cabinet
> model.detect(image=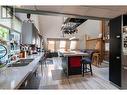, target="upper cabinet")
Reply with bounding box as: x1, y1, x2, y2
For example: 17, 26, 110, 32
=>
21, 22, 39, 45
